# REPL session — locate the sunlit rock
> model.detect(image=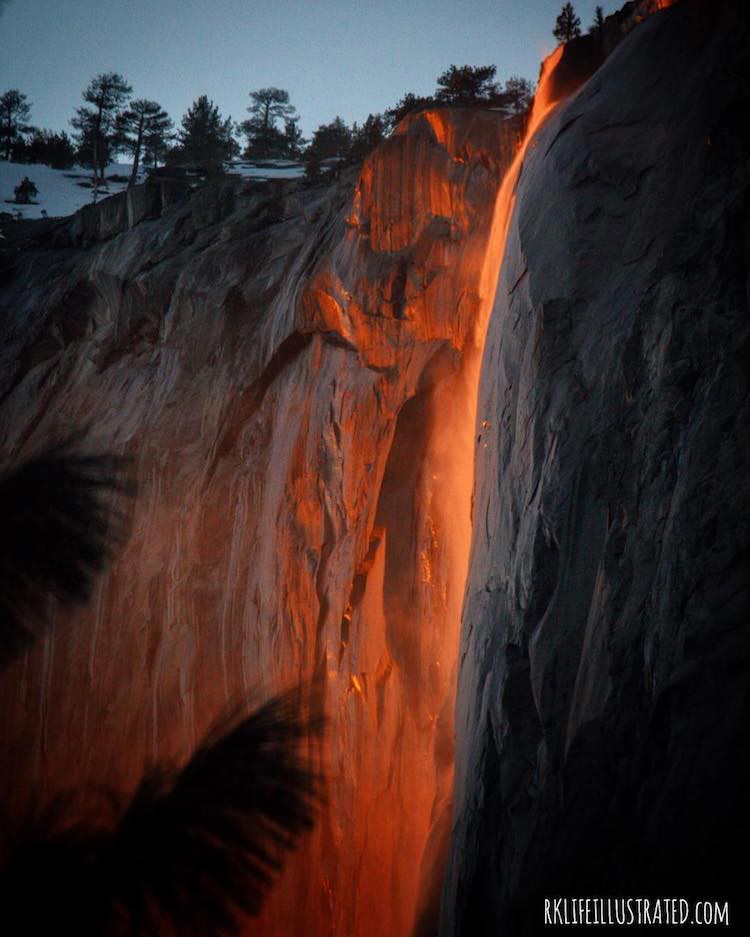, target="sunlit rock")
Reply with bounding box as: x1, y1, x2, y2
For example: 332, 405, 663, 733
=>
0, 109, 517, 937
